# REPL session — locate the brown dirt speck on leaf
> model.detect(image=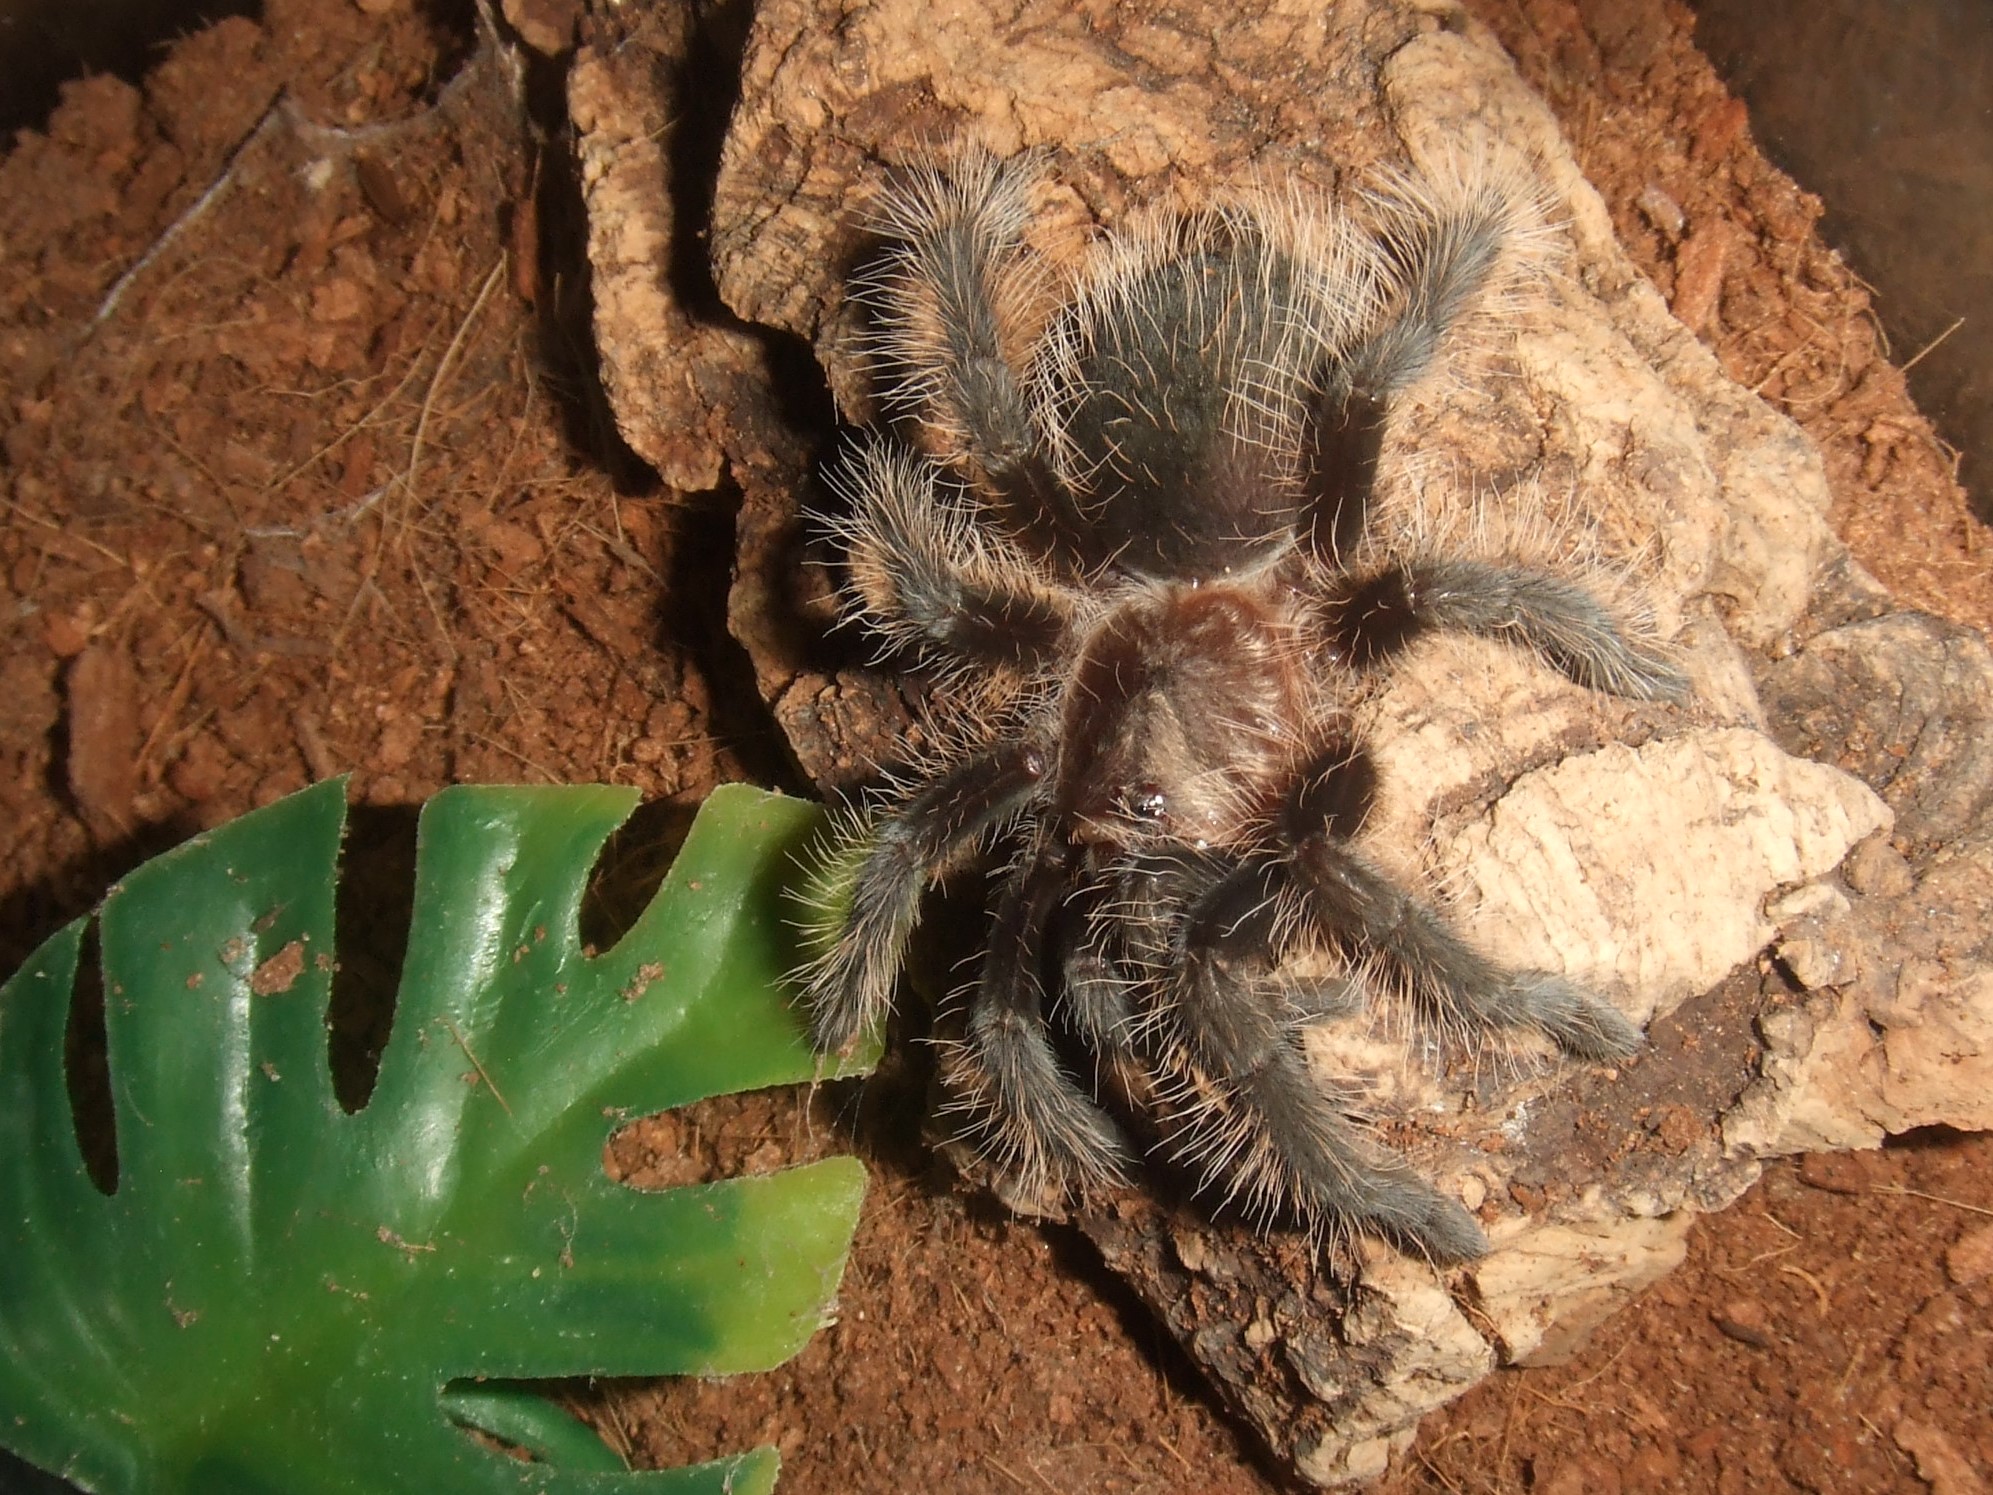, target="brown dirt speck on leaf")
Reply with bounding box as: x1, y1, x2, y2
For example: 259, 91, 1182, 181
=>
2, 0, 1990, 1493
248, 939, 308, 996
